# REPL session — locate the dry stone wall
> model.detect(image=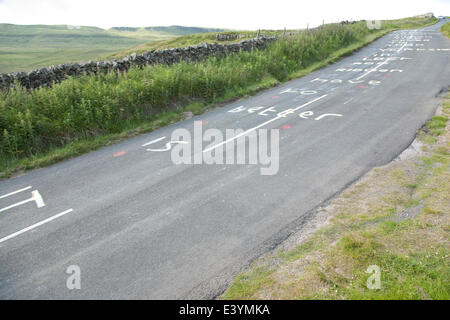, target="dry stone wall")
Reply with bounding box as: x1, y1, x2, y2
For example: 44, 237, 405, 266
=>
0, 36, 276, 91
